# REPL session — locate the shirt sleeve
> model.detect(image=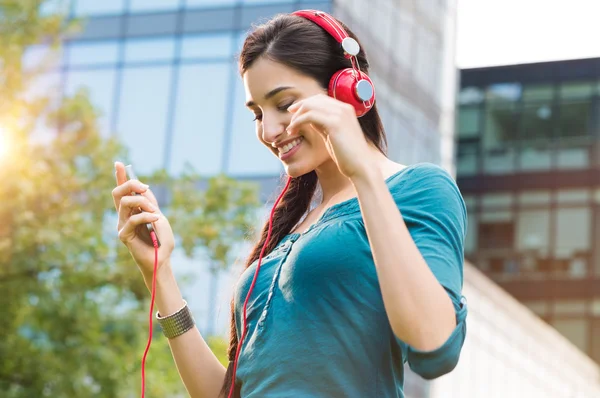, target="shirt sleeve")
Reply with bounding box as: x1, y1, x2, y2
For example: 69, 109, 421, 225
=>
391, 164, 469, 380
